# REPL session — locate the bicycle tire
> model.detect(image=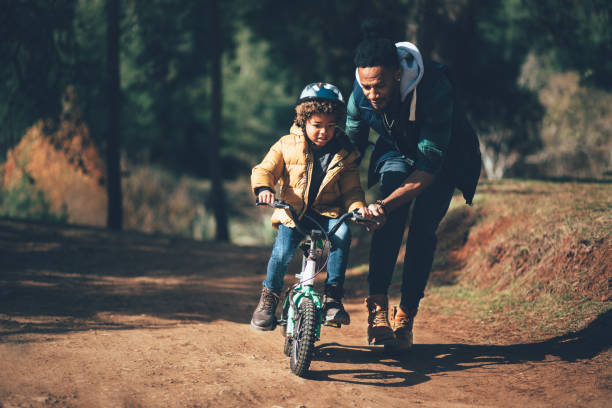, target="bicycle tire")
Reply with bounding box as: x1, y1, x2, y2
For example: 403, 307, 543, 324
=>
289, 297, 316, 377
